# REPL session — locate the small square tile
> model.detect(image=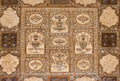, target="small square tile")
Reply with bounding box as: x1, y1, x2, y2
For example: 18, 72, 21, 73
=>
1, 0, 18, 5
1, 77, 17, 81
102, 77, 116, 81
50, 0, 70, 5
101, 0, 117, 5
48, 76, 70, 81
1, 33, 17, 48
102, 33, 117, 47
